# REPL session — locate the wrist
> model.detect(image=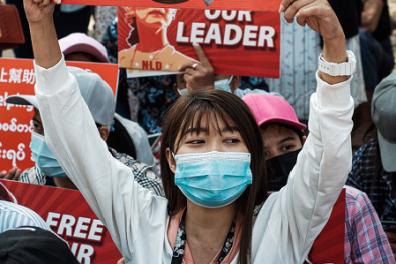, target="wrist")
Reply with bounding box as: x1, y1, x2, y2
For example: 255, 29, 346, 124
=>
323, 36, 347, 63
